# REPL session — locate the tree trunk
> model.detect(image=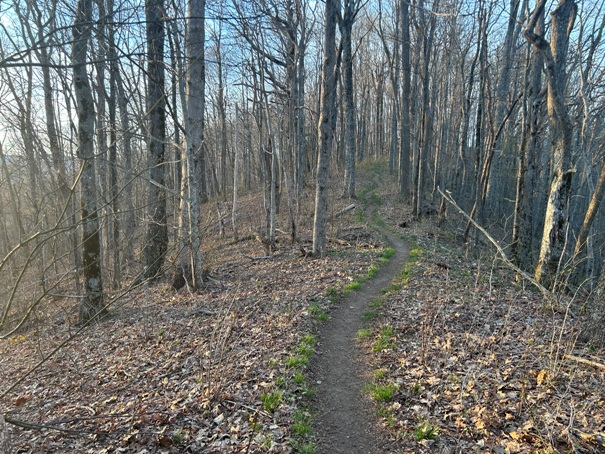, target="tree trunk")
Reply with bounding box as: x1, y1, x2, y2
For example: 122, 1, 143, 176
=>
341, 0, 358, 199
312, 0, 339, 256
172, 0, 205, 290
525, 0, 577, 288
72, 0, 106, 323
399, 0, 411, 198
513, 7, 544, 269
143, 0, 169, 281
